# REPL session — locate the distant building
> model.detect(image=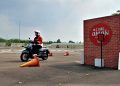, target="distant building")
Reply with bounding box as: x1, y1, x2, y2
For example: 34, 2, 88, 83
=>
84, 14, 120, 68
